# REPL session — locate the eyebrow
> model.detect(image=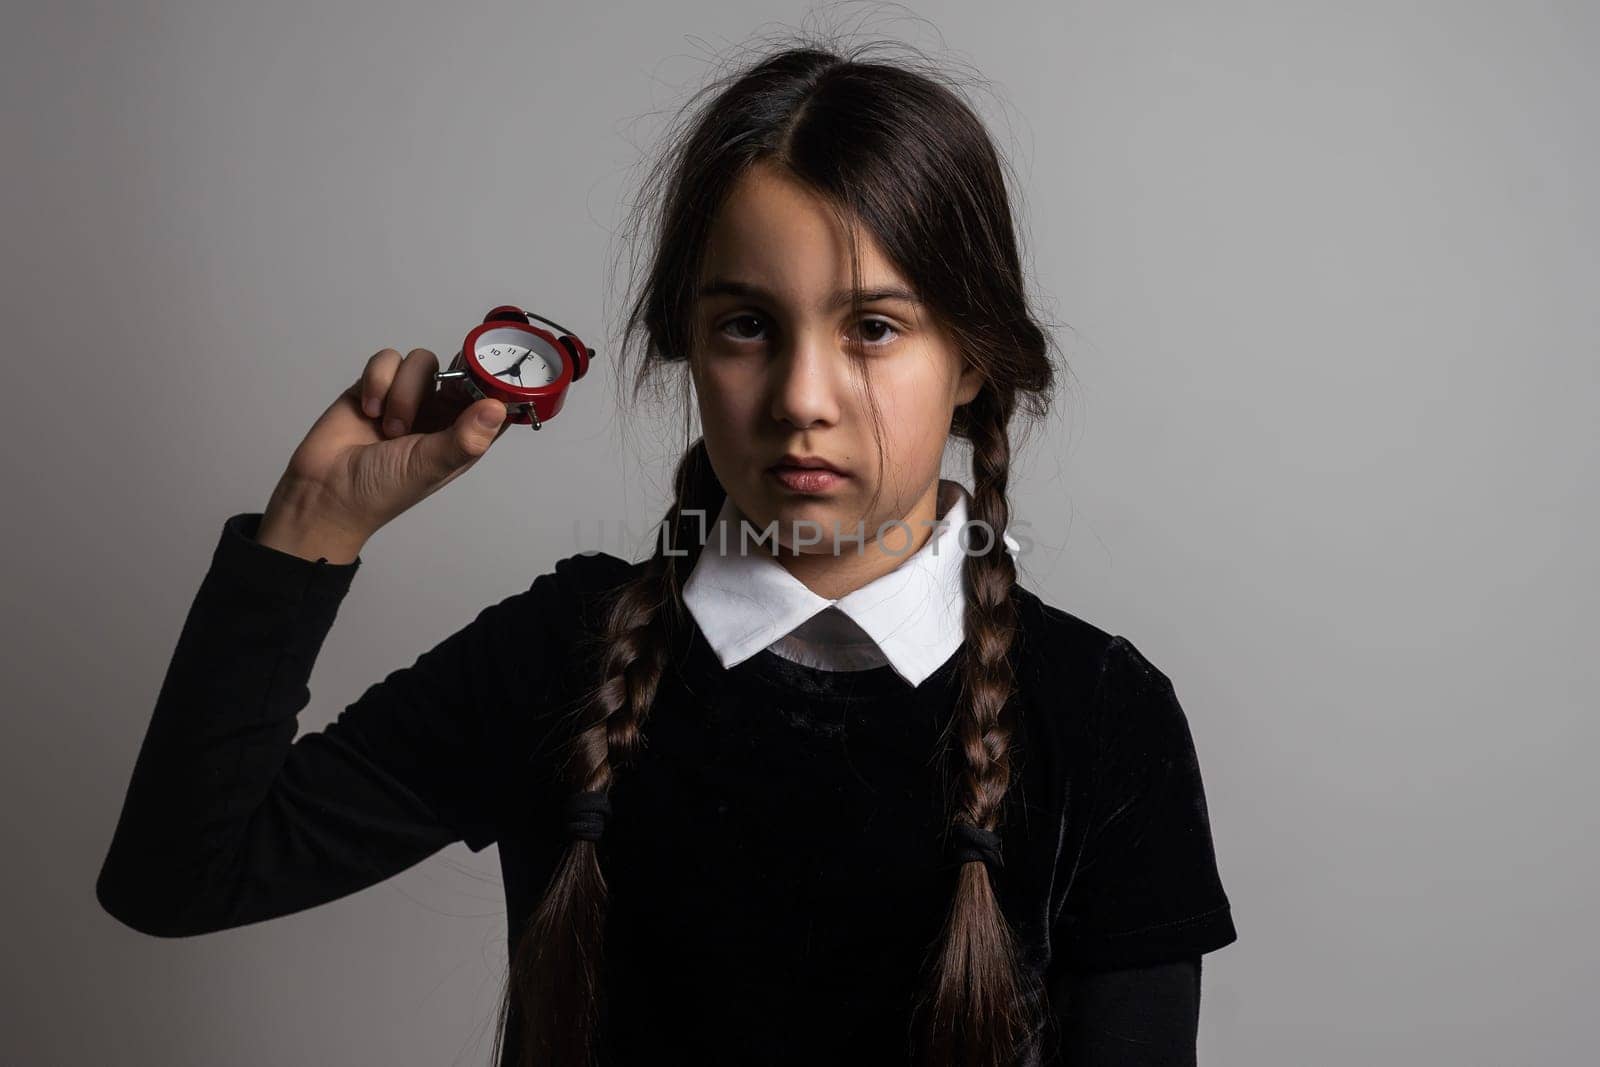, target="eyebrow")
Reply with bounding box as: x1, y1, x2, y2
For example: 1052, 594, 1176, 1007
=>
696, 277, 923, 309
